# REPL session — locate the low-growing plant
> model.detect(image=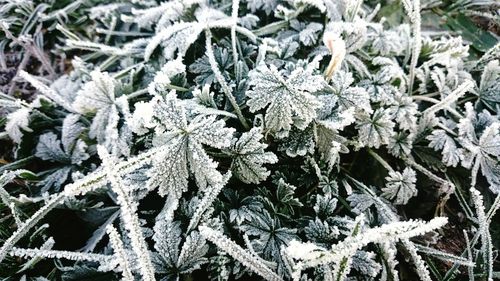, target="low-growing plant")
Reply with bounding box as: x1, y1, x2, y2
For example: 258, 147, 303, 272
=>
0, 0, 499, 280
